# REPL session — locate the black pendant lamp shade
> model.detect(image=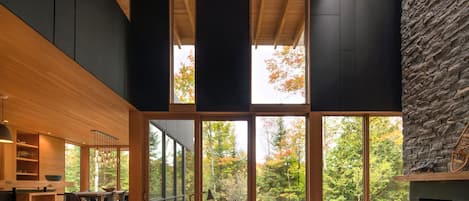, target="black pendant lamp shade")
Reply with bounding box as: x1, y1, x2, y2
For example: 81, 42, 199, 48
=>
0, 123, 12, 143
0, 96, 12, 143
